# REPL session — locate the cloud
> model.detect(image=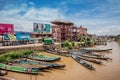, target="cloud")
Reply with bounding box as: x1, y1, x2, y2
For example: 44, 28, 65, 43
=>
59, 1, 68, 6
0, 0, 120, 35
0, 3, 66, 32
21, 7, 65, 21
97, 26, 120, 35
28, 2, 35, 6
